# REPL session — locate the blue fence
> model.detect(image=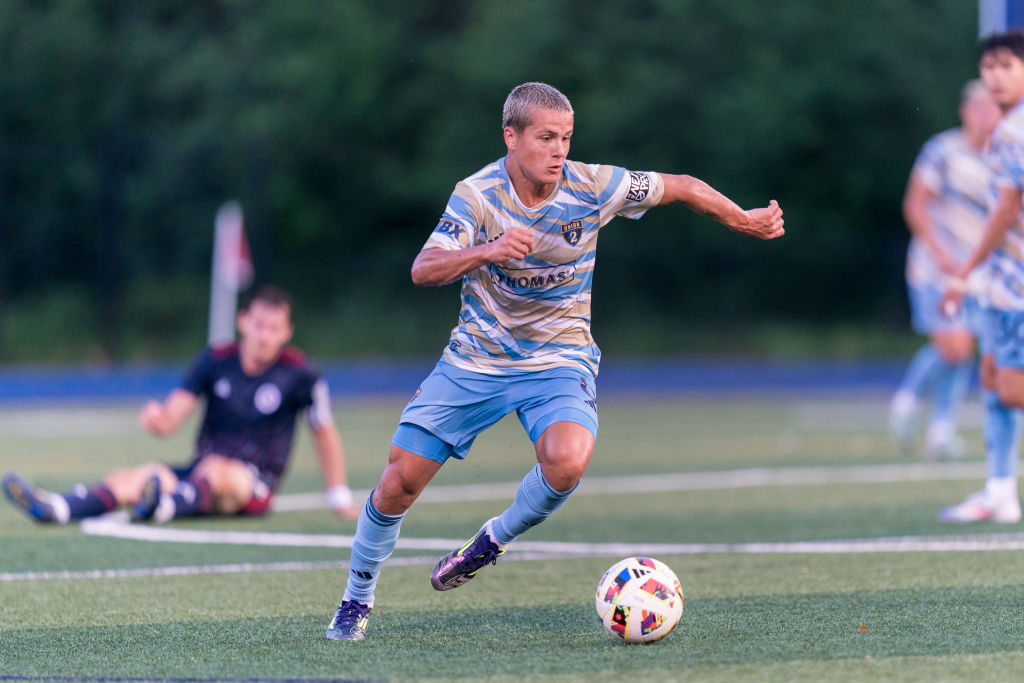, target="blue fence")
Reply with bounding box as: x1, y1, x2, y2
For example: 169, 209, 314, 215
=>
0, 358, 906, 404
